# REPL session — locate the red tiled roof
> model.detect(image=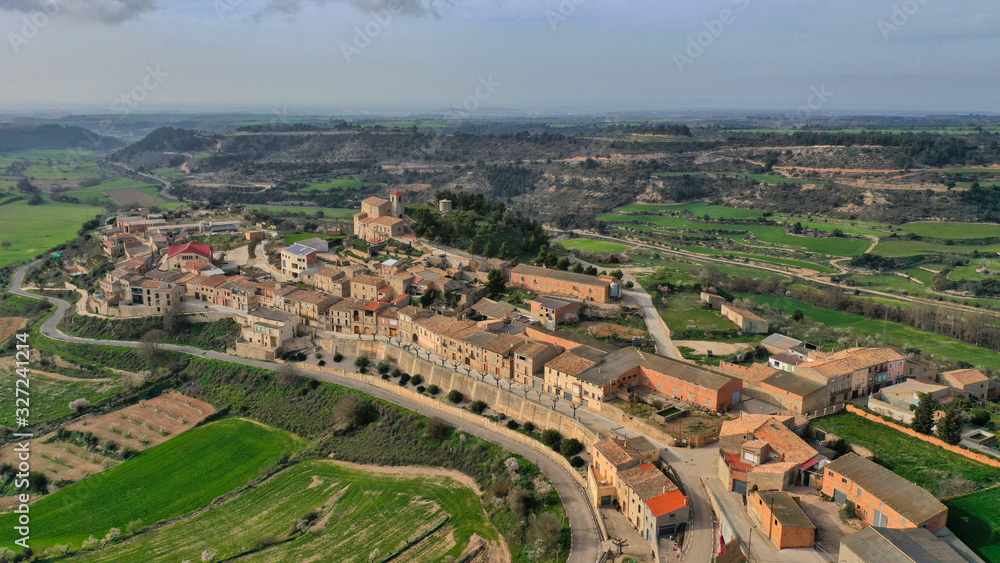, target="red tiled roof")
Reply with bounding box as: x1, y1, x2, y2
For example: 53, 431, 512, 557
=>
363, 301, 383, 312
391, 190, 403, 196
645, 488, 688, 518
167, 242, 212, 260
